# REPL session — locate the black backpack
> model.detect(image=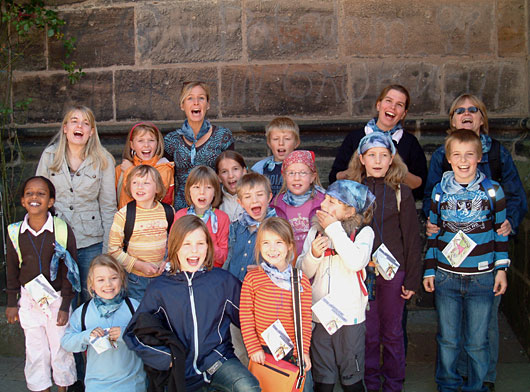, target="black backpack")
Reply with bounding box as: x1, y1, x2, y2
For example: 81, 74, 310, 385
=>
441, 138, 502, 183
80, 296, 135, 331
123, 200, 175, 253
